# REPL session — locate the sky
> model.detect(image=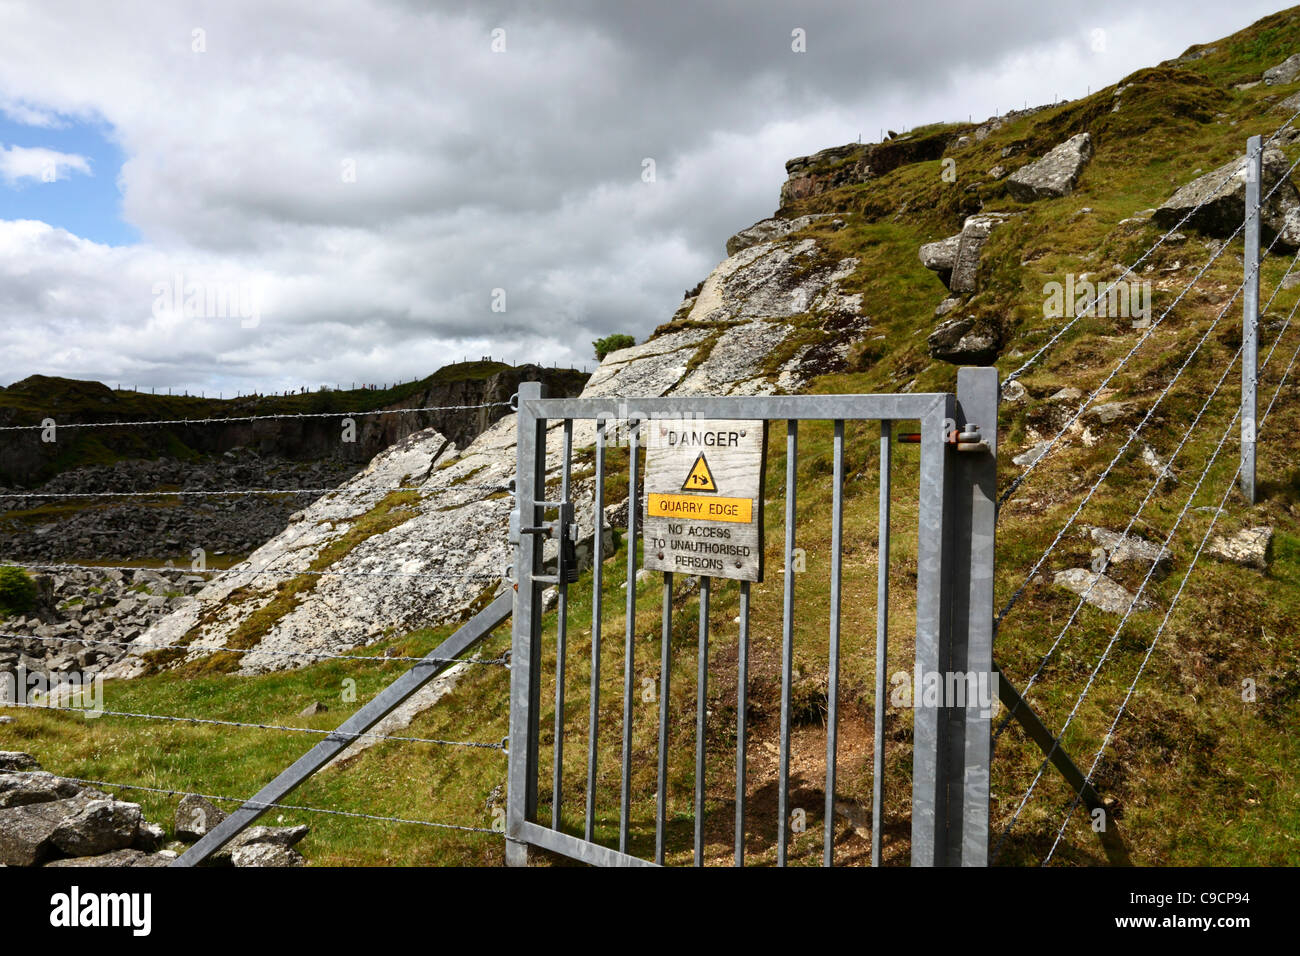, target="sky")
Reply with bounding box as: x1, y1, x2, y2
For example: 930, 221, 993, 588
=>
0, 0, 1290, 396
